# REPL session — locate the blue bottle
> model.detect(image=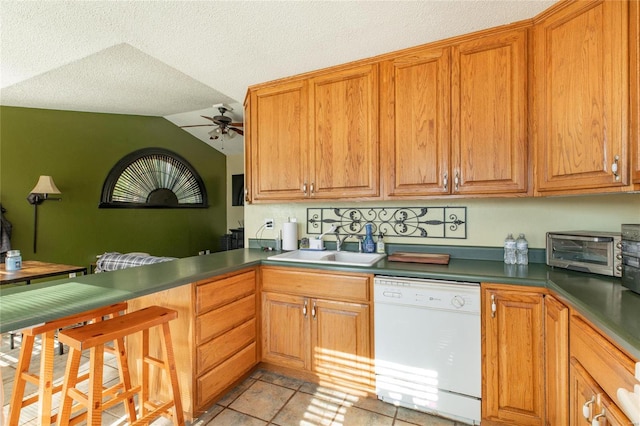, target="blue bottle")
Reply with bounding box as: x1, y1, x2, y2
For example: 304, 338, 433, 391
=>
363, 224, 375, 253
